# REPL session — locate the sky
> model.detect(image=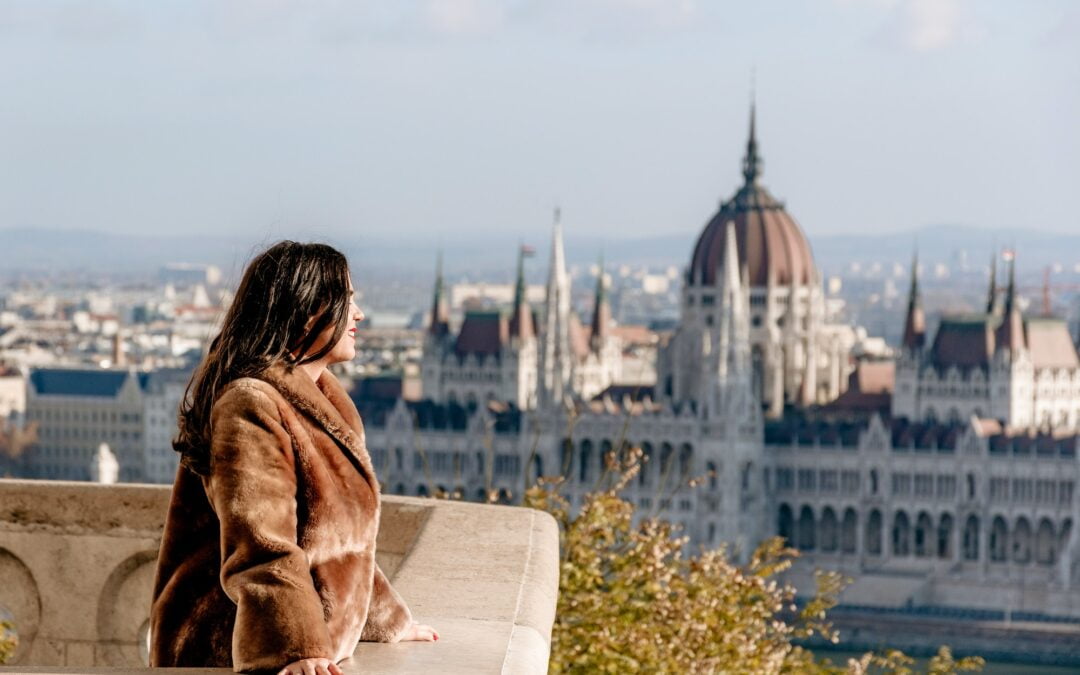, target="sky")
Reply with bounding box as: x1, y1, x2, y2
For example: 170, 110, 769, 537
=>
0, 0, 1077, 246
